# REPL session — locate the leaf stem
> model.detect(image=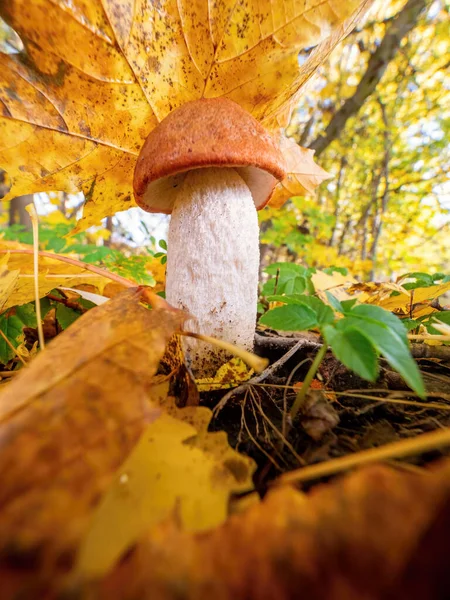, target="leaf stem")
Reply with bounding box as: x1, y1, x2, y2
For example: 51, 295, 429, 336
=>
290, 343, 327, 421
